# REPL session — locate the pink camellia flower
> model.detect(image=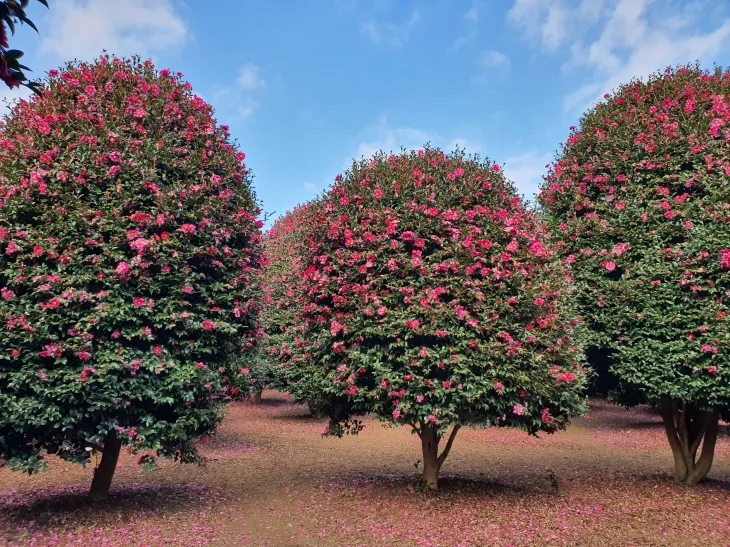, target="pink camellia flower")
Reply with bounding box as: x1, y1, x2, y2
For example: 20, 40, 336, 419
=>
721, 249, 730, 271
560, 372, 575, 383
604, 261, 616, 272
77, 351, 92, 361
416, 395, 424, 403
700, 344, 718, 354
153, 346, 163, 356
443, 380, 451, 390
541, 408, 552, 423
373, 187, 384, 199
1, 288, 15, 301
5, 241, 18, 255
392, 409, 401, 420
182, 285, 194, 294
427, 415, 439, 425
534, 297, 545, 307
512, 403, 525, 416
115, 261, 131, 277
240, 367, 250, 375
405, 319, 420, 330
179, 223, 197, 235
78, 366, 95, 382
201, 320, 215, 331
133, 297, 145, 308
707, 366, 718, 375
